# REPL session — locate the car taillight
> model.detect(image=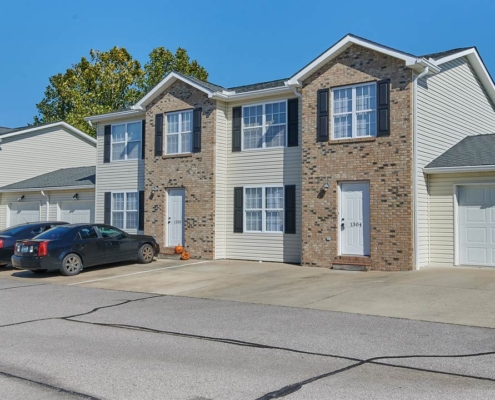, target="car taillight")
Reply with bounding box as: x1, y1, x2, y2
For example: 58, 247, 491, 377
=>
0, 239, 3, 249
38, 241, 49, 257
